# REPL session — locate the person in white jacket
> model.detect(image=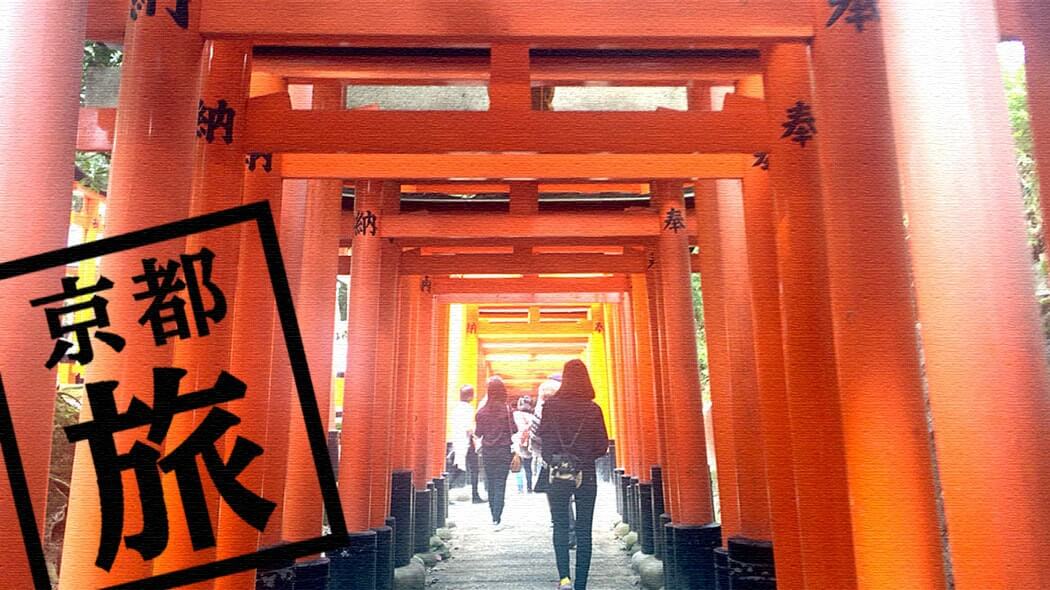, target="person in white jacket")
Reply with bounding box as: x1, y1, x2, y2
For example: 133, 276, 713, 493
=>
450, 384, 484, 502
